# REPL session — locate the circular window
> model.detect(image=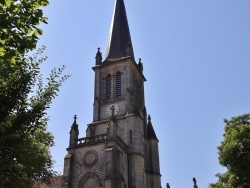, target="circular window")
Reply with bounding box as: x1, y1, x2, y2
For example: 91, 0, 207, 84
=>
83, 150, 98, 168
